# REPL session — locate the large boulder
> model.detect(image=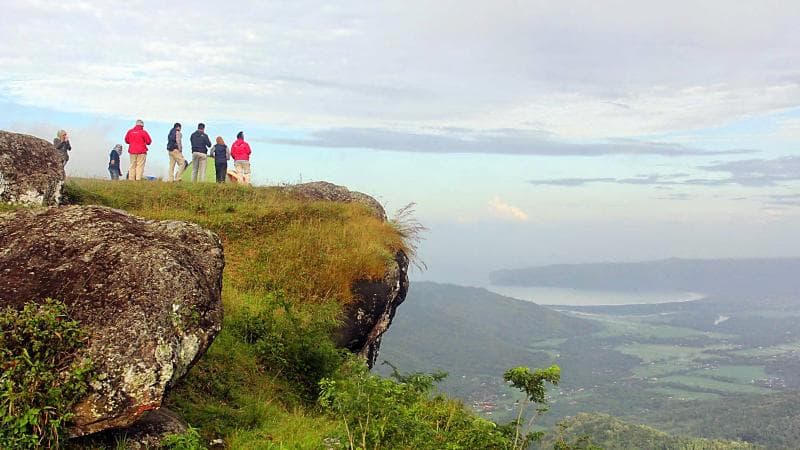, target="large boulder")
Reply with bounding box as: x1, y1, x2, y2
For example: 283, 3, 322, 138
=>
336, 251, 409, 367
0, 205, 224, 437
0, 130, 65, 206
290, 181, 387, 220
